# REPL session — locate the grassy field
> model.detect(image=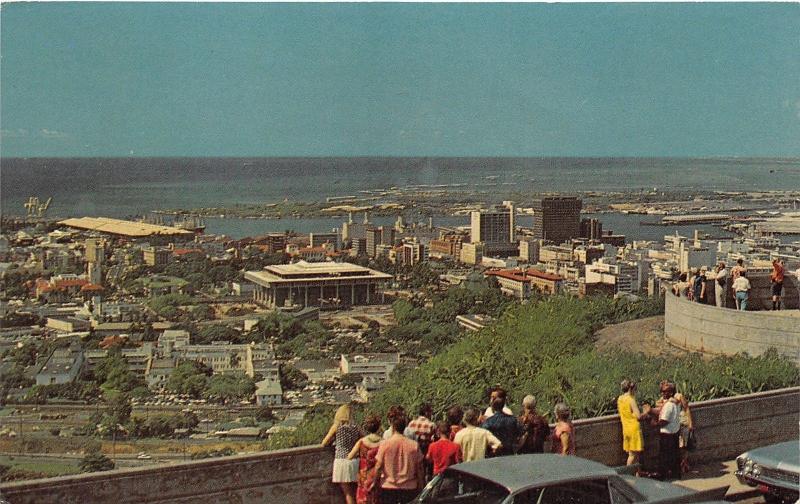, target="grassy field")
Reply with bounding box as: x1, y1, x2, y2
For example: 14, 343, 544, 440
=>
0, 455, 81, 481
